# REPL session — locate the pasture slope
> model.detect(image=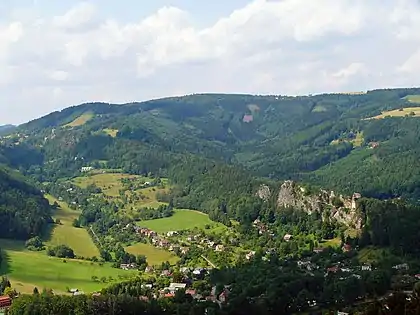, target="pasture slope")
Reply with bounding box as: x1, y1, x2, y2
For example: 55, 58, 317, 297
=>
125, 243, 179, 266
72, 172, 168, 209
64, 112, 94, 128
45, 195, 100, 258
138, 209, 226, 234
0, 239, 136, 294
